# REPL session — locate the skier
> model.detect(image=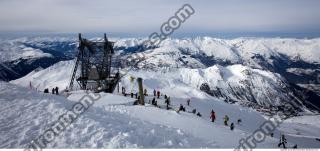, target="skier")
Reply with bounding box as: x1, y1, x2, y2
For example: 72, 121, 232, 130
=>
157, 91, 160, 98
192, 109, 196, 114
52, 88, 55, 94
197, 112, 202, 117
44, 88, 49, 93
165, 97, 170, 110
223, 115, 229, 126
230, 123, 234, 131
55, 87, 59, 95
278, 134, 287, 149
144, 89, 148, 96
237, 119, 242, 125
131, 92, 134, 98
153, 89, 156, 96
151, 97, 156, 106
178, 104, 185, 112
187, 99, 190, 106
210, 110, 216, 123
